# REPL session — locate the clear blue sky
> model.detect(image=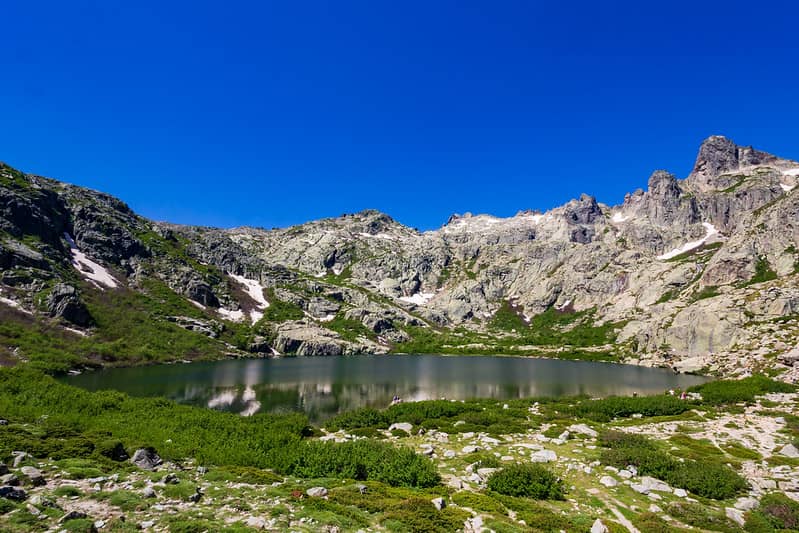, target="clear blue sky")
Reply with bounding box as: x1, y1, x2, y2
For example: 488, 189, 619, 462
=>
2, 1, 798, 230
